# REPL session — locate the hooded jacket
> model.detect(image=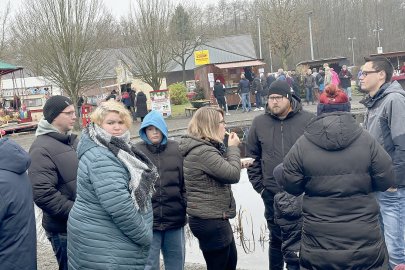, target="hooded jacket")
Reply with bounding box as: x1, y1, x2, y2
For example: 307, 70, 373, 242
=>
247, 95, 314, 194
361, 81, 405, 188
213, 82, 226, 98
28, 118, 78, 233
179, 136, 241, 219
283, 112, 394, 269
136, 92, 148, 118
136, 111, 186, 231
0, 138, 37, 270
